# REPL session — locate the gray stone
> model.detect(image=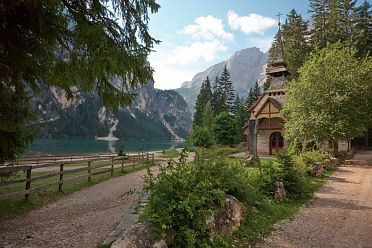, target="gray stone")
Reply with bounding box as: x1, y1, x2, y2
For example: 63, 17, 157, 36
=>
208, 195, 246, 239
274, 181, 286, 202
111, 223, 167, 248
